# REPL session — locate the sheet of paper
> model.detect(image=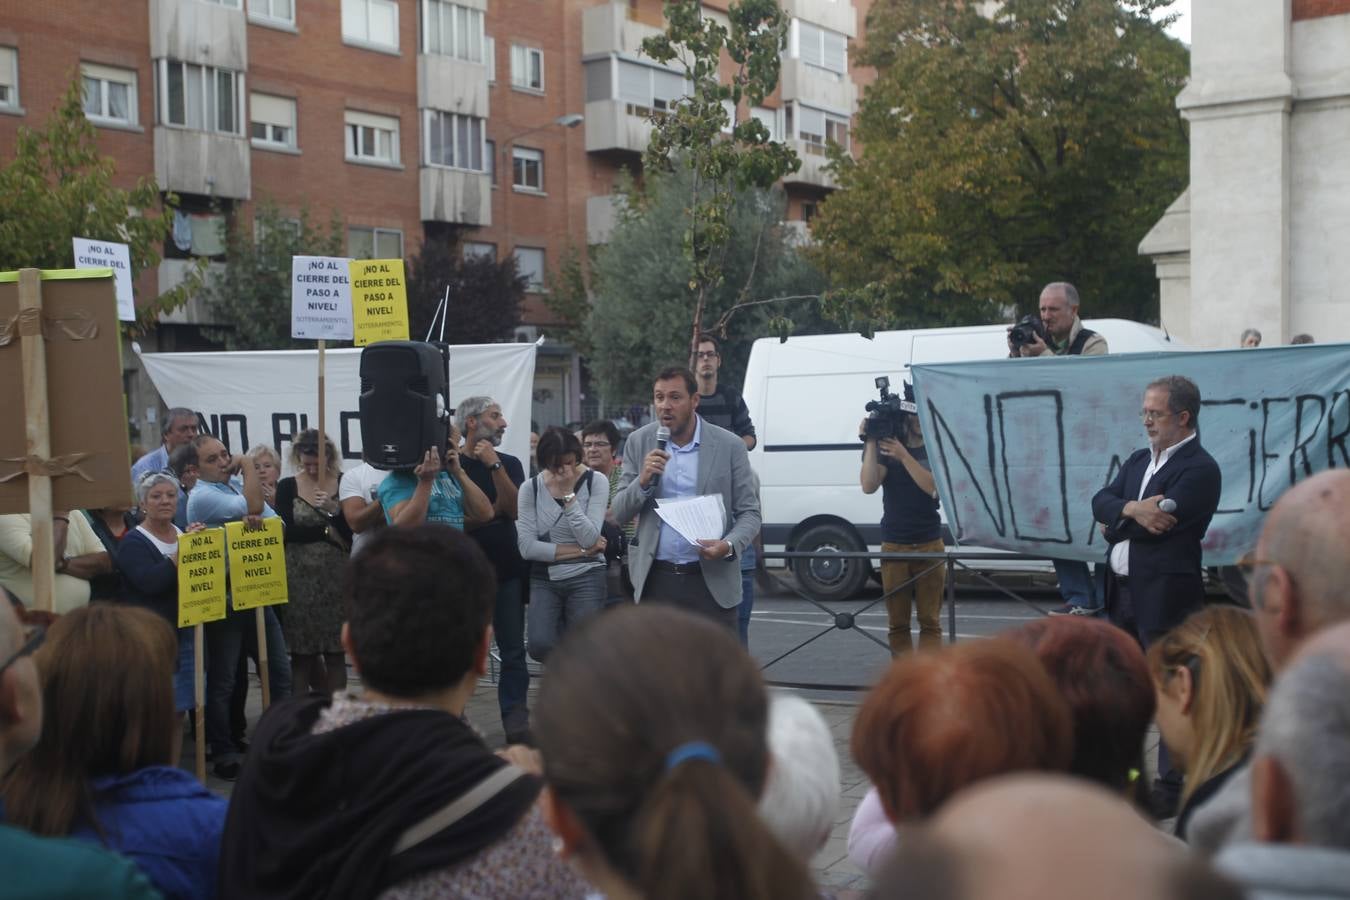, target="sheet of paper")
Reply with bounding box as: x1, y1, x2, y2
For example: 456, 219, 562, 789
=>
654, 494, 726, 545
